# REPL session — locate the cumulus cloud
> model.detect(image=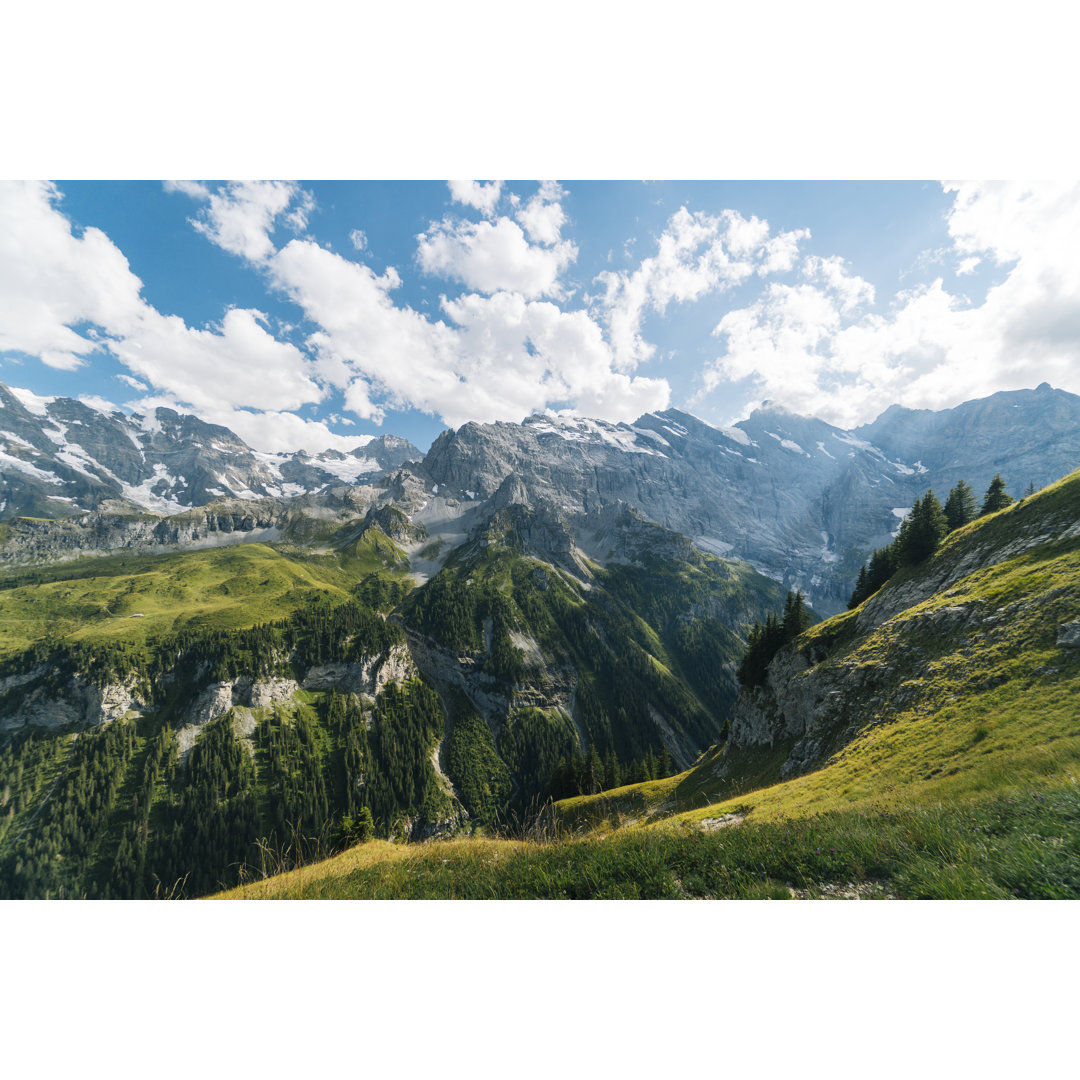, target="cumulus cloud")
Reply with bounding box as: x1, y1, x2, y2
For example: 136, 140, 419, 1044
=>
703, 258, 879, 423
416, 214, 577, 299
447, 180, 503, 217
110, 307, 322, 416
437, 291, 669, 426
595, 207, 811, 371
125, 389, 364, 455
167, 180, 312, 263
158, 178, 666, 433
701, 181, 1080, 427
0, 180, 144, 369
516, 180, 568, 245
